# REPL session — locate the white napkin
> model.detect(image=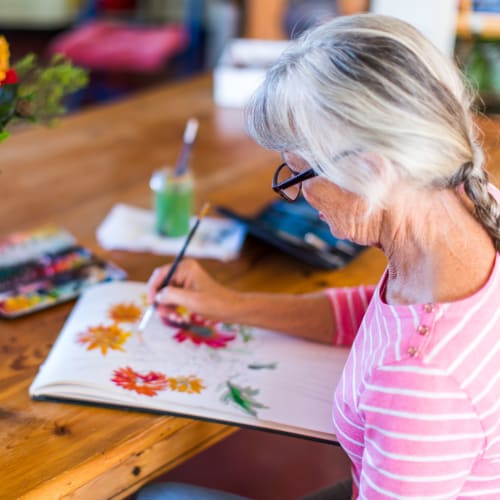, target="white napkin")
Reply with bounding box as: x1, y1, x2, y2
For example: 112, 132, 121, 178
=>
97, 204, 246, 261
